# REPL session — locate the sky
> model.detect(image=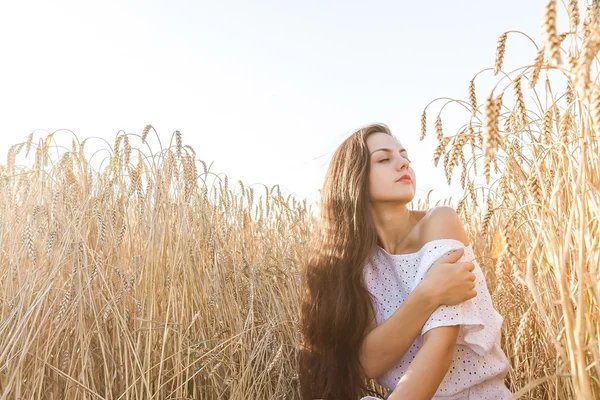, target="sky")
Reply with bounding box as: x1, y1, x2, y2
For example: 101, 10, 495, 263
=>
0, 0, 558, 205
